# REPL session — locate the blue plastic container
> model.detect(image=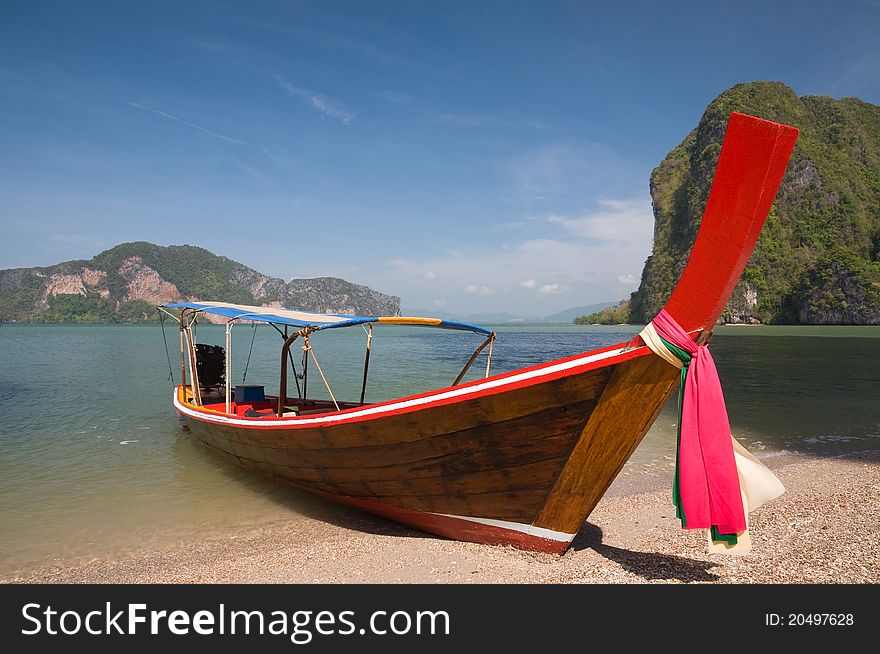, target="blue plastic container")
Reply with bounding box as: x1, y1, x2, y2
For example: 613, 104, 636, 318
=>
234, 384, 266, 402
